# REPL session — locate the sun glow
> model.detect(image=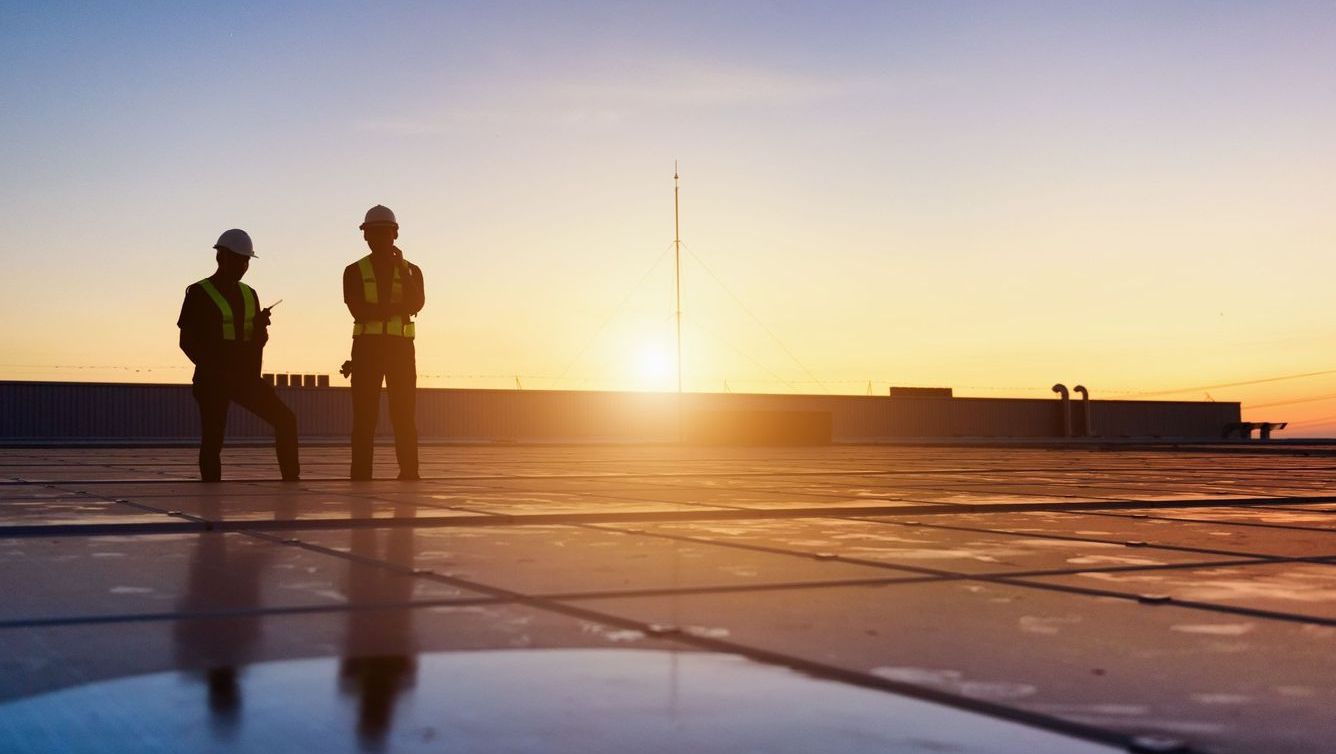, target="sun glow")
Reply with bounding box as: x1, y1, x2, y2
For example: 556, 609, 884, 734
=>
634, 343, 675, 391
